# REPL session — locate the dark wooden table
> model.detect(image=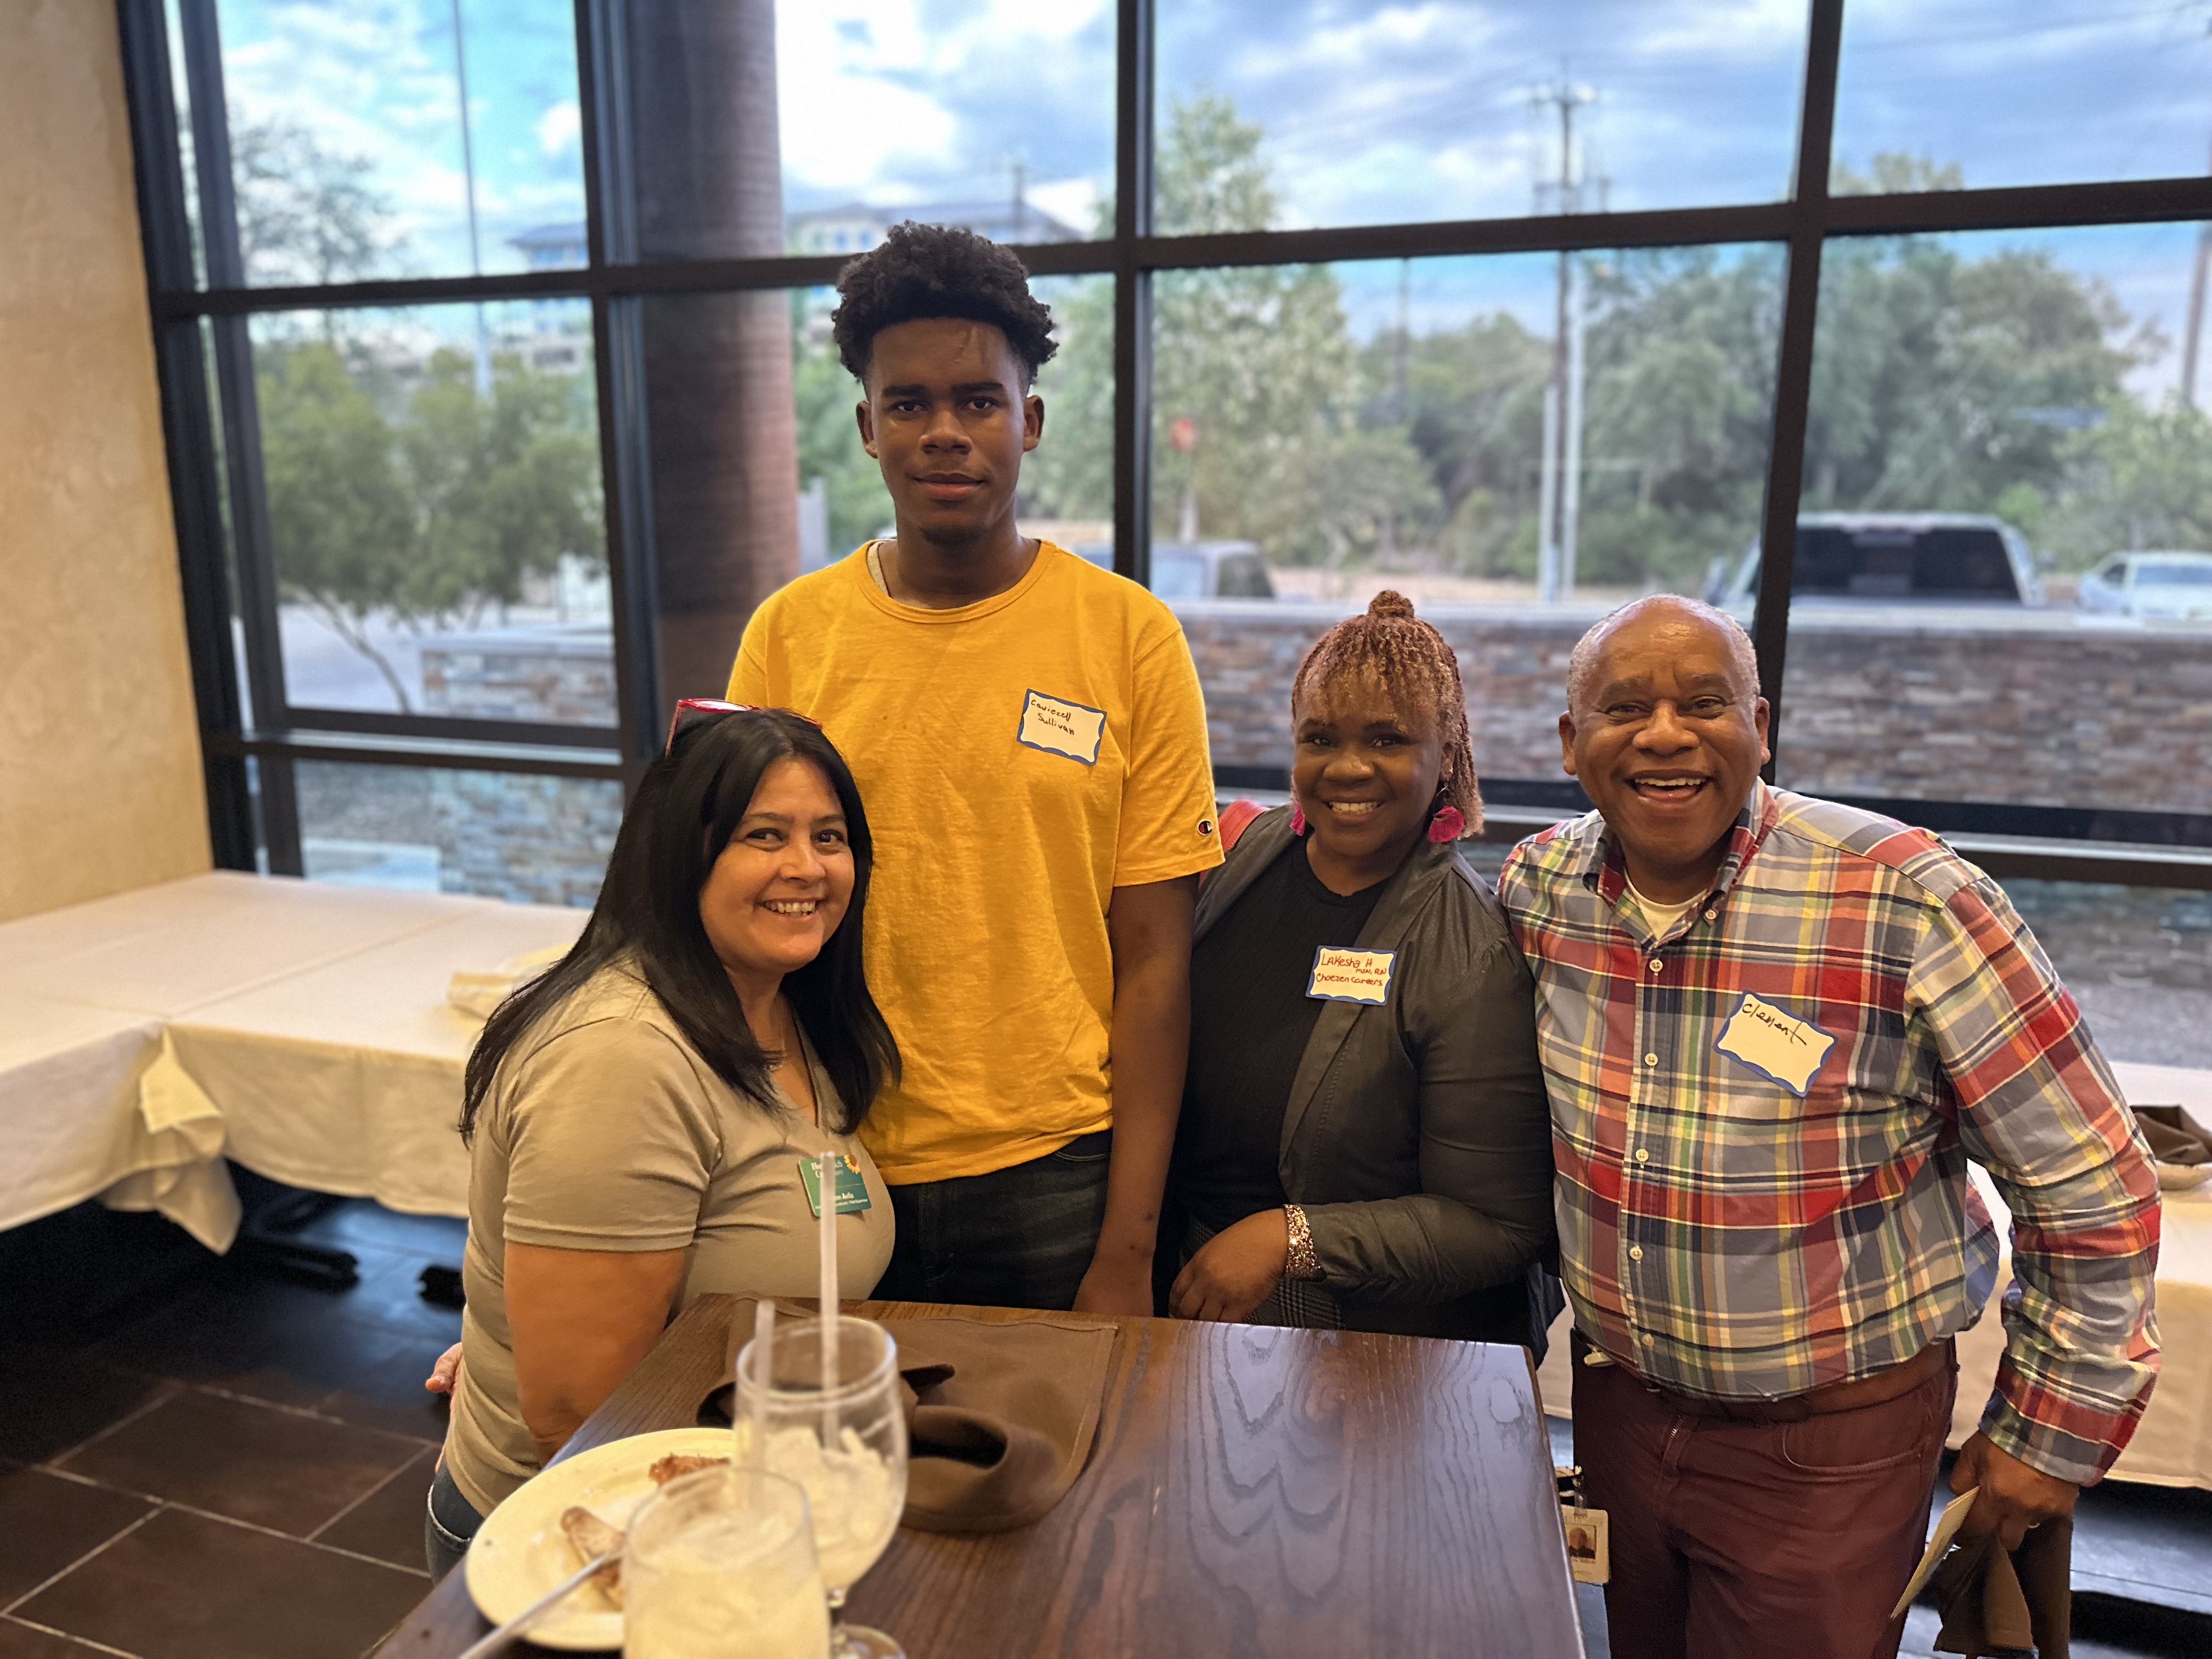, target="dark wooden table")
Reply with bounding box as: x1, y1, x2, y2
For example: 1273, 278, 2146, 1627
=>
376, 1297, 1581, 1657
